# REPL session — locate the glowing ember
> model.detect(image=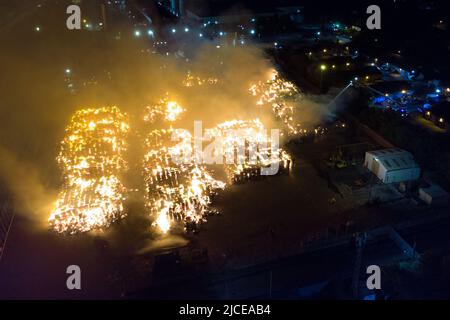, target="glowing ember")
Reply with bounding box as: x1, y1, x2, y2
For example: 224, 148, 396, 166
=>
144, 95, 185, 123
205, 119, 292, 183
143, 128, 225, 234
250, 70, 305, 136
49, 107, 129, 234
183, 72, 219, 87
